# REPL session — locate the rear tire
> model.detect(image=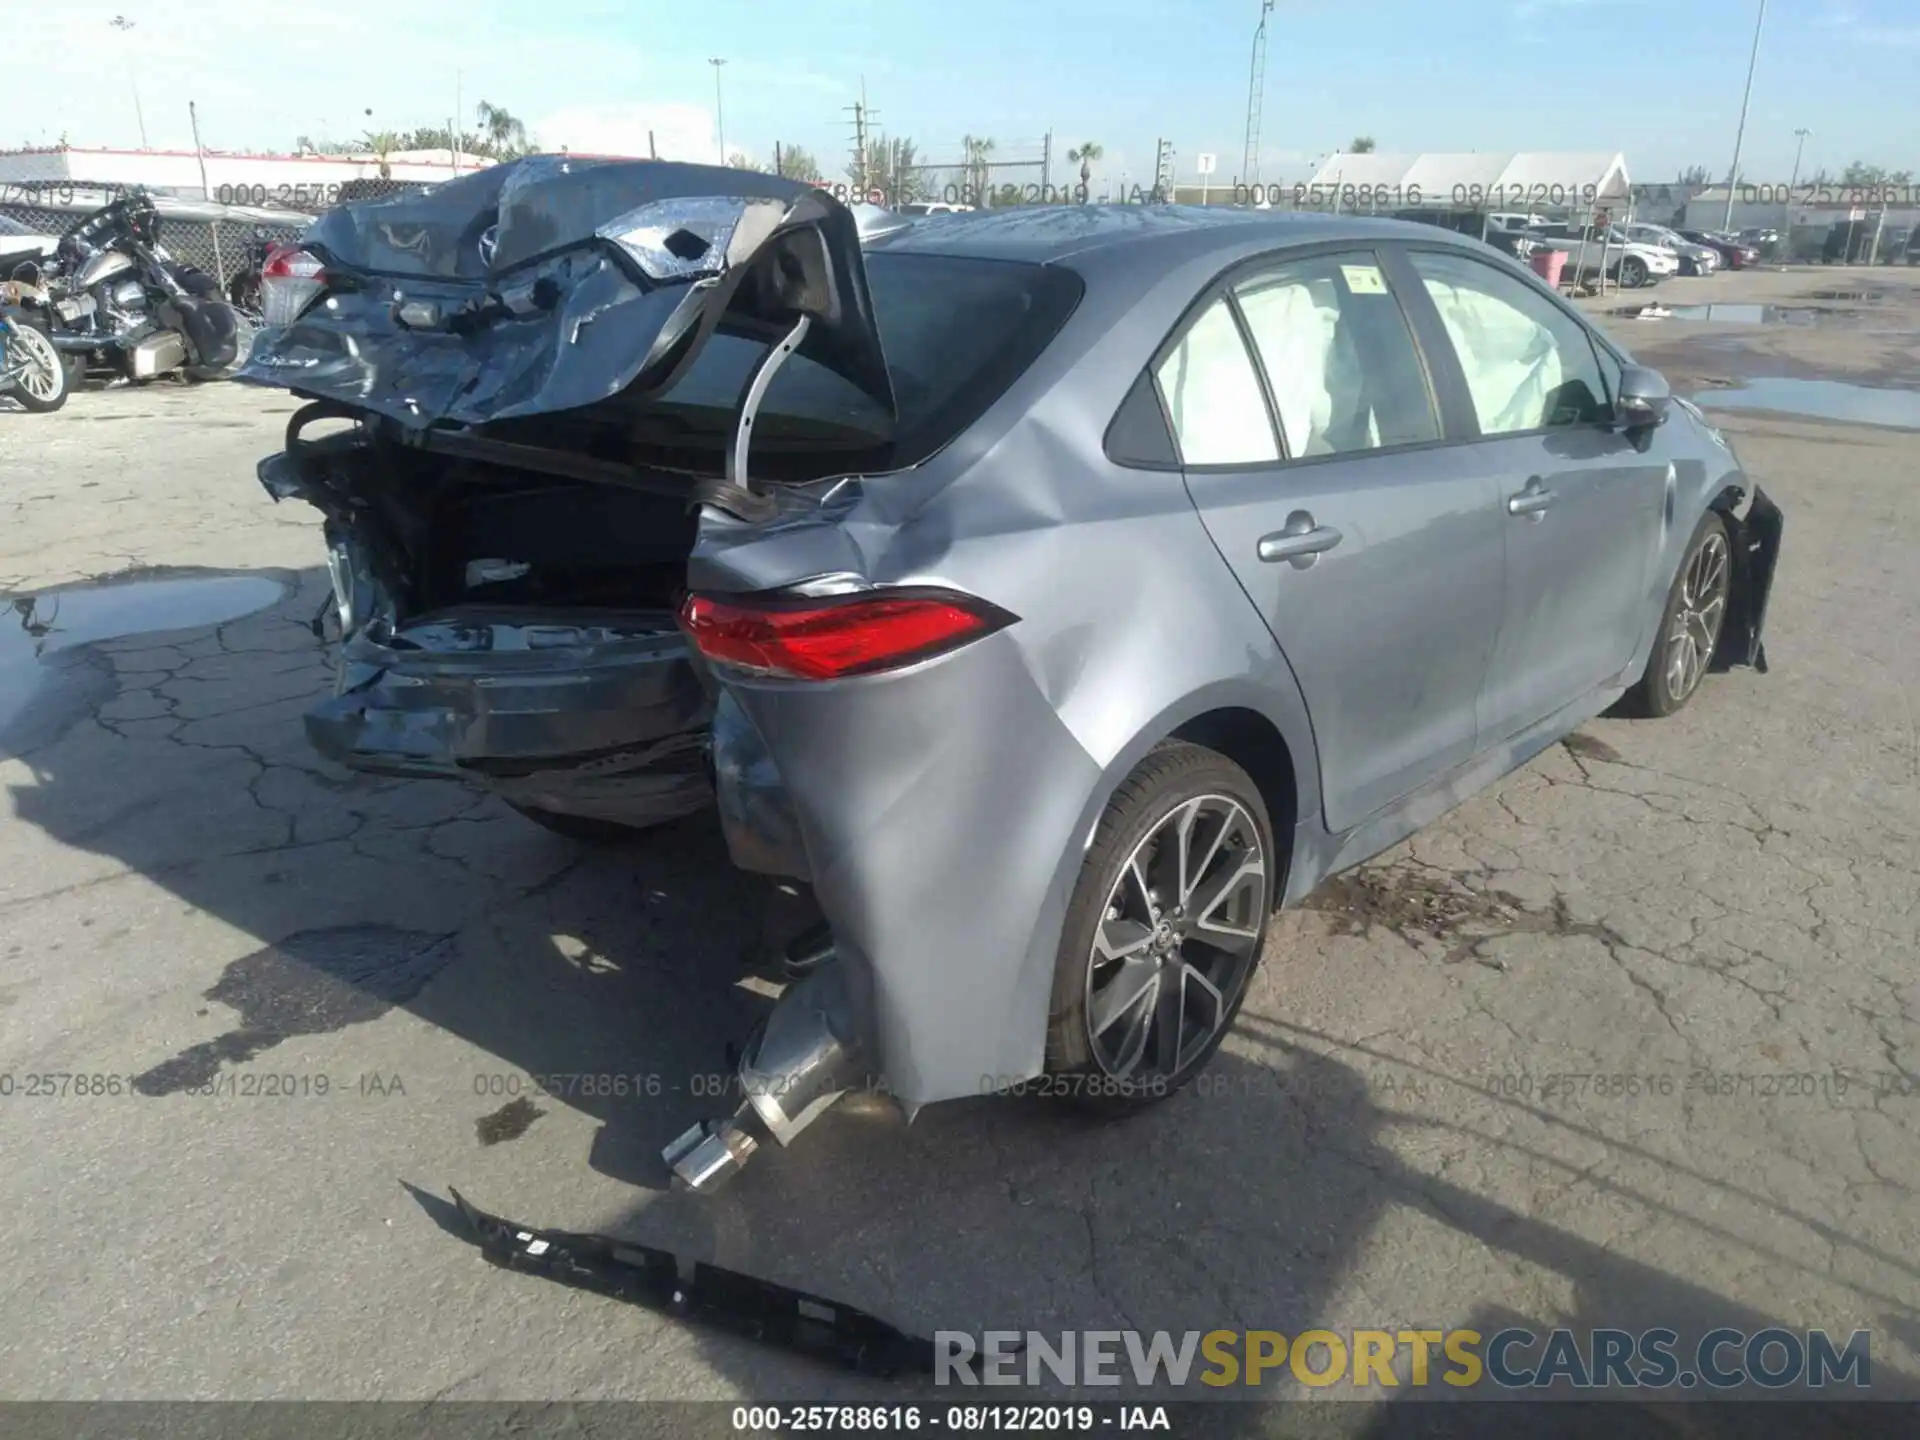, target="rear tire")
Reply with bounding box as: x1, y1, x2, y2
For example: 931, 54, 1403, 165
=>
1043, 742, 1276, 1112
506, 803, 644, 845
1620, 256, 1649, 288
1625, 510, 1731, 718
